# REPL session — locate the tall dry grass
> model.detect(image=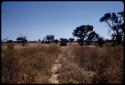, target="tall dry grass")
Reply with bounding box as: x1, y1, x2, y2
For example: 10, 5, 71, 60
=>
58, 45, 124, 84
1, 43, 124, 84
1, 44, 61, 84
